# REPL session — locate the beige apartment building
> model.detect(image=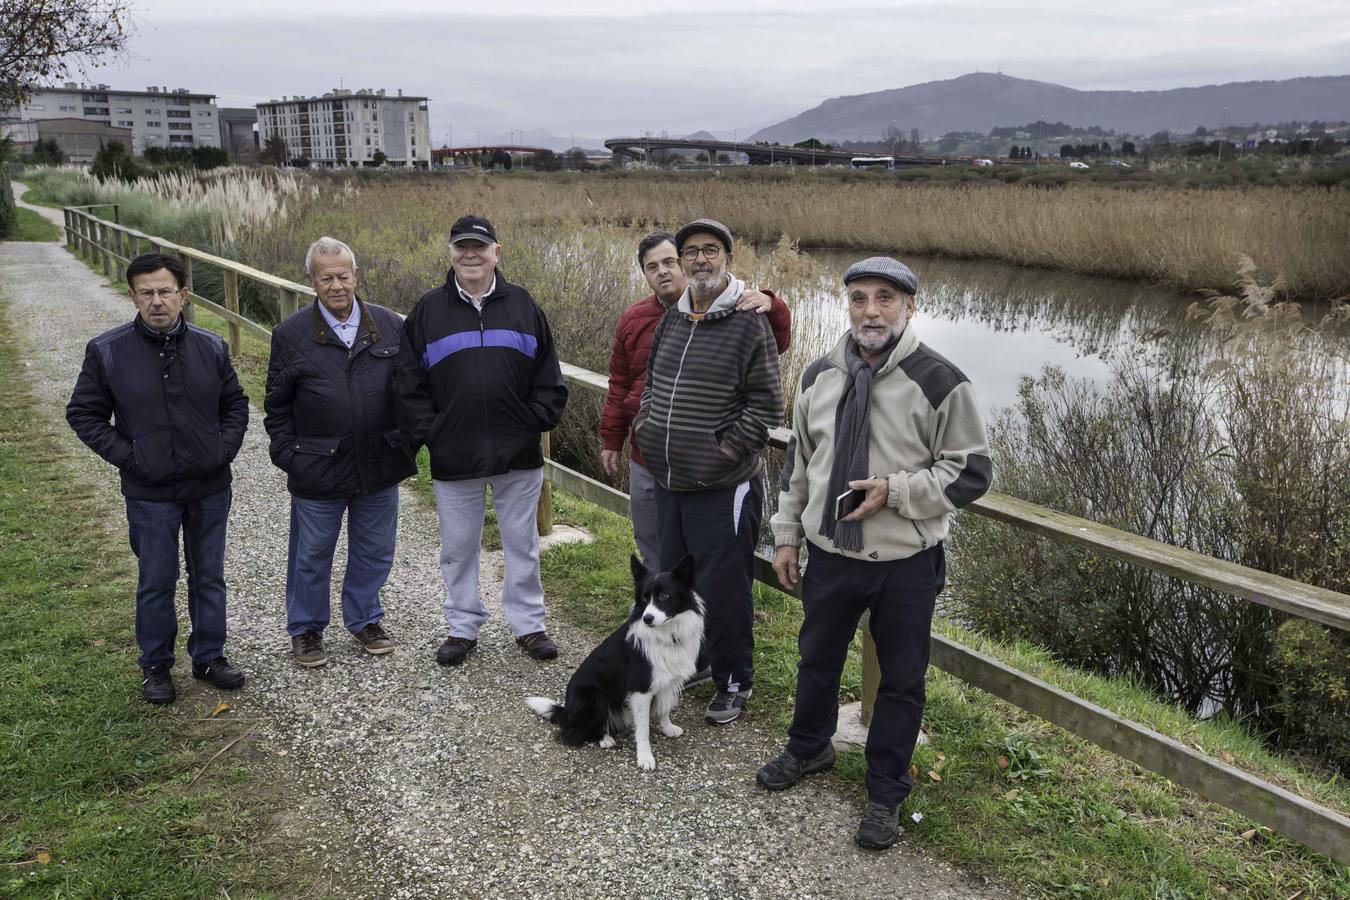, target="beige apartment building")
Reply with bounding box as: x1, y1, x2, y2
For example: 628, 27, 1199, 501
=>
255, 88, 431, 168
3, 84, 222, 155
